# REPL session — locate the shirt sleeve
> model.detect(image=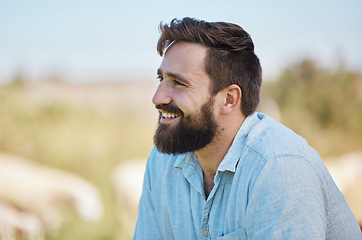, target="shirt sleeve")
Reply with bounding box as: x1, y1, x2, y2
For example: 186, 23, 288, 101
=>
244, 155, 361, 240
133, 152, 163, 240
